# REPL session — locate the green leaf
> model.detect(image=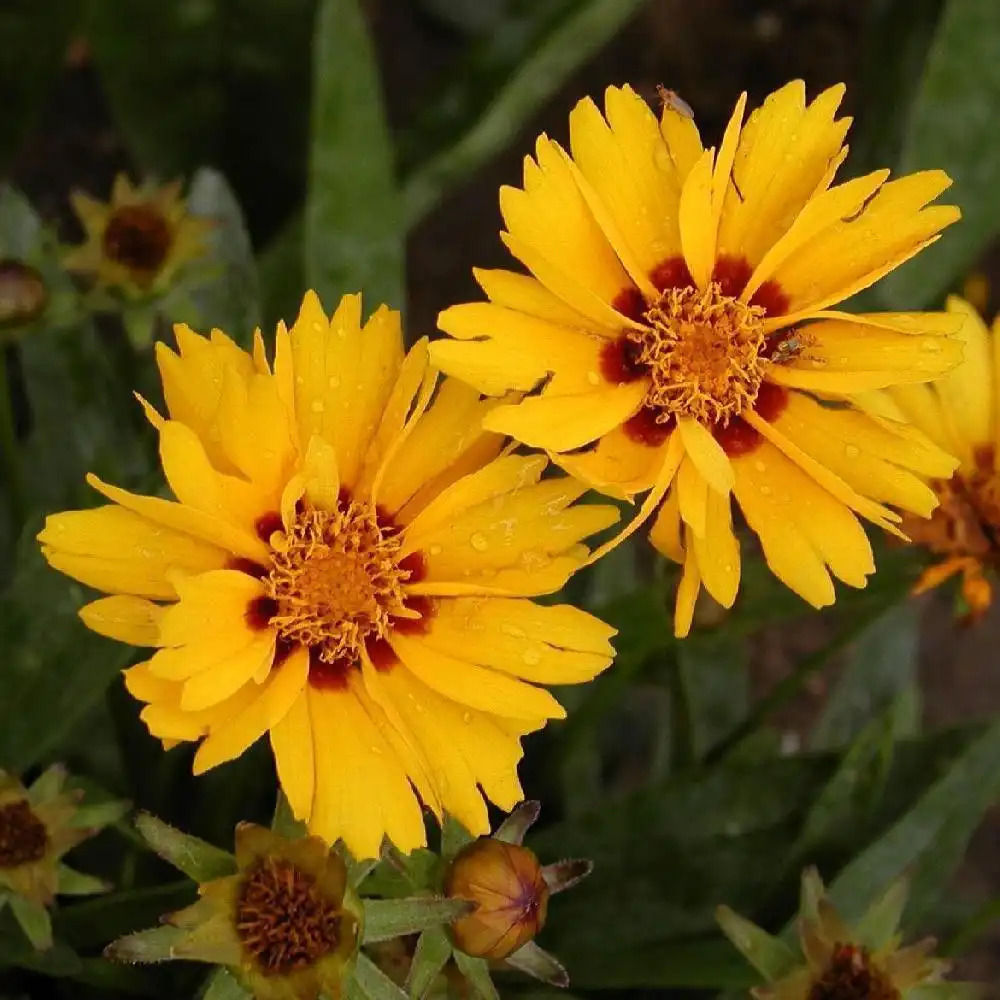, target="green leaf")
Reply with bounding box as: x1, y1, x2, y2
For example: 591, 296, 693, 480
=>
441, 815, 475, 859
452, 951, 499, 1000
352, 952, 409, 1000
54, 882, 196, 950
362, 897, 474, 944
0, 536, 133, 771
677, 632, 748, 760
853, 878, 908, 952
306, 0, 402, 310
407, 927, 452, 1000
86, 0, 315, 202
874, 0, 1000, 309
715, 906, 798, 982
105, 924, 187, 964
201, 968, 252, 1000
827, 716, 1000, 926
848, 0, 944, 176
8, 893, 53, 951
0, 0, 81, 173
505, 942, 568, 987
401, 0, 646, 227
810, 603, 921, 750
56, 865, 111, 897
794, 704, 900, 858
134, 812, 237, 883
170, 167, 262, 341
271, 790, 307, 839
